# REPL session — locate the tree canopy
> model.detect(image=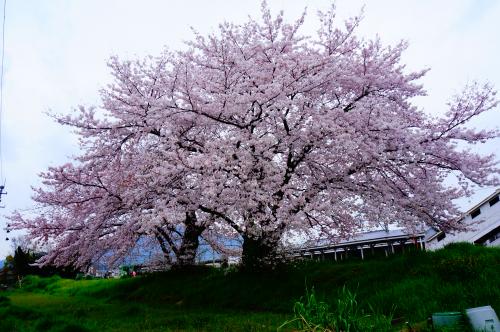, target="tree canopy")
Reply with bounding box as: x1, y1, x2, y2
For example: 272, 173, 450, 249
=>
8, 3, 499, 270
